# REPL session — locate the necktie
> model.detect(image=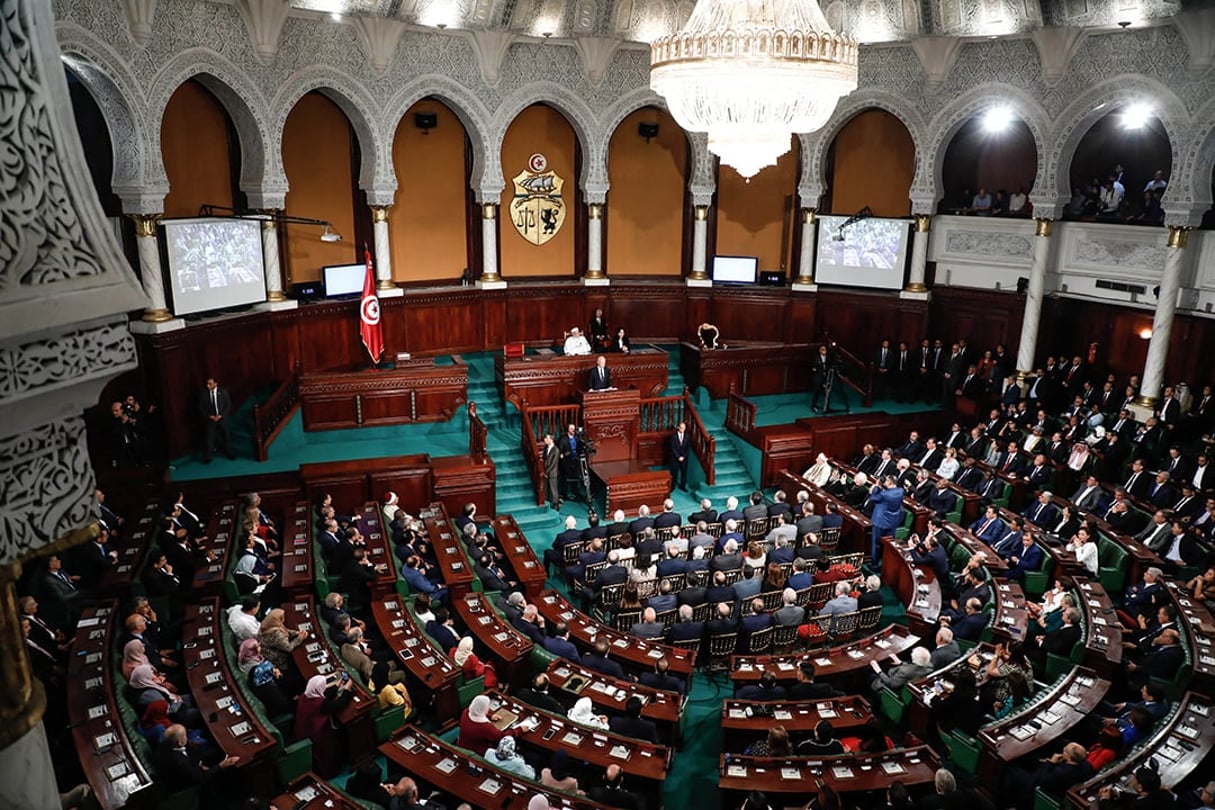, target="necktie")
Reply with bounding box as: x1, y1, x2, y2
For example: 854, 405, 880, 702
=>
1127, 473, 1138, 490
212, 388, 219, 415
